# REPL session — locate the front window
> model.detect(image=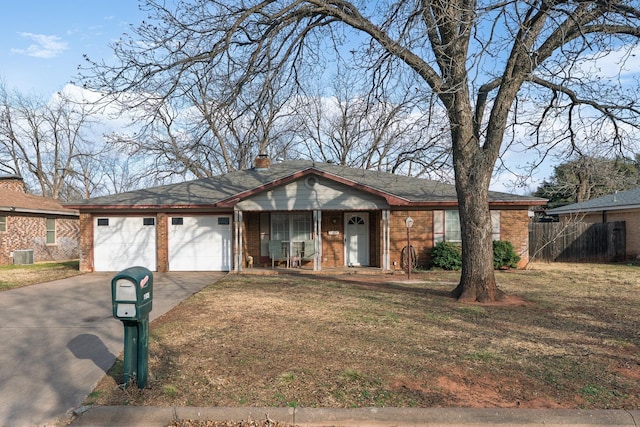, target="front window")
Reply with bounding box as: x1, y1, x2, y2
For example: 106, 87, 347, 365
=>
434, 210, 500, 243
46, 218, 56, 244
444, 210, 462, 243
291, 213, 311, 241
0, 215, 6, 232
265, 212, 313, 257
271, 213, 290, 241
